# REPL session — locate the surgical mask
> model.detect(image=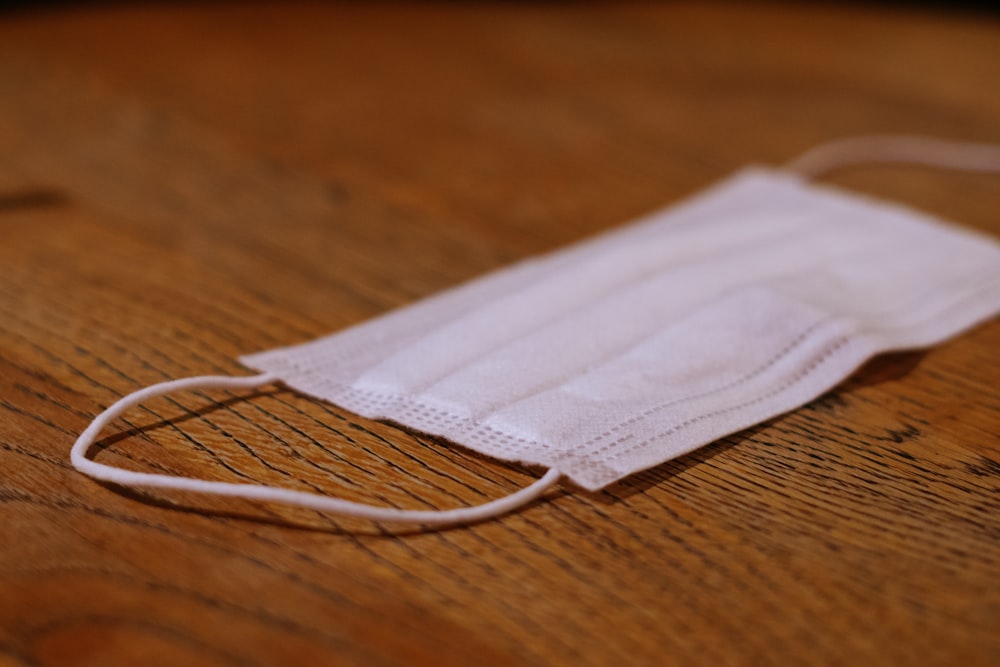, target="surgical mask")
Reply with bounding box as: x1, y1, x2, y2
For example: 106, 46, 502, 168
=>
72, 135, 1000, 525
